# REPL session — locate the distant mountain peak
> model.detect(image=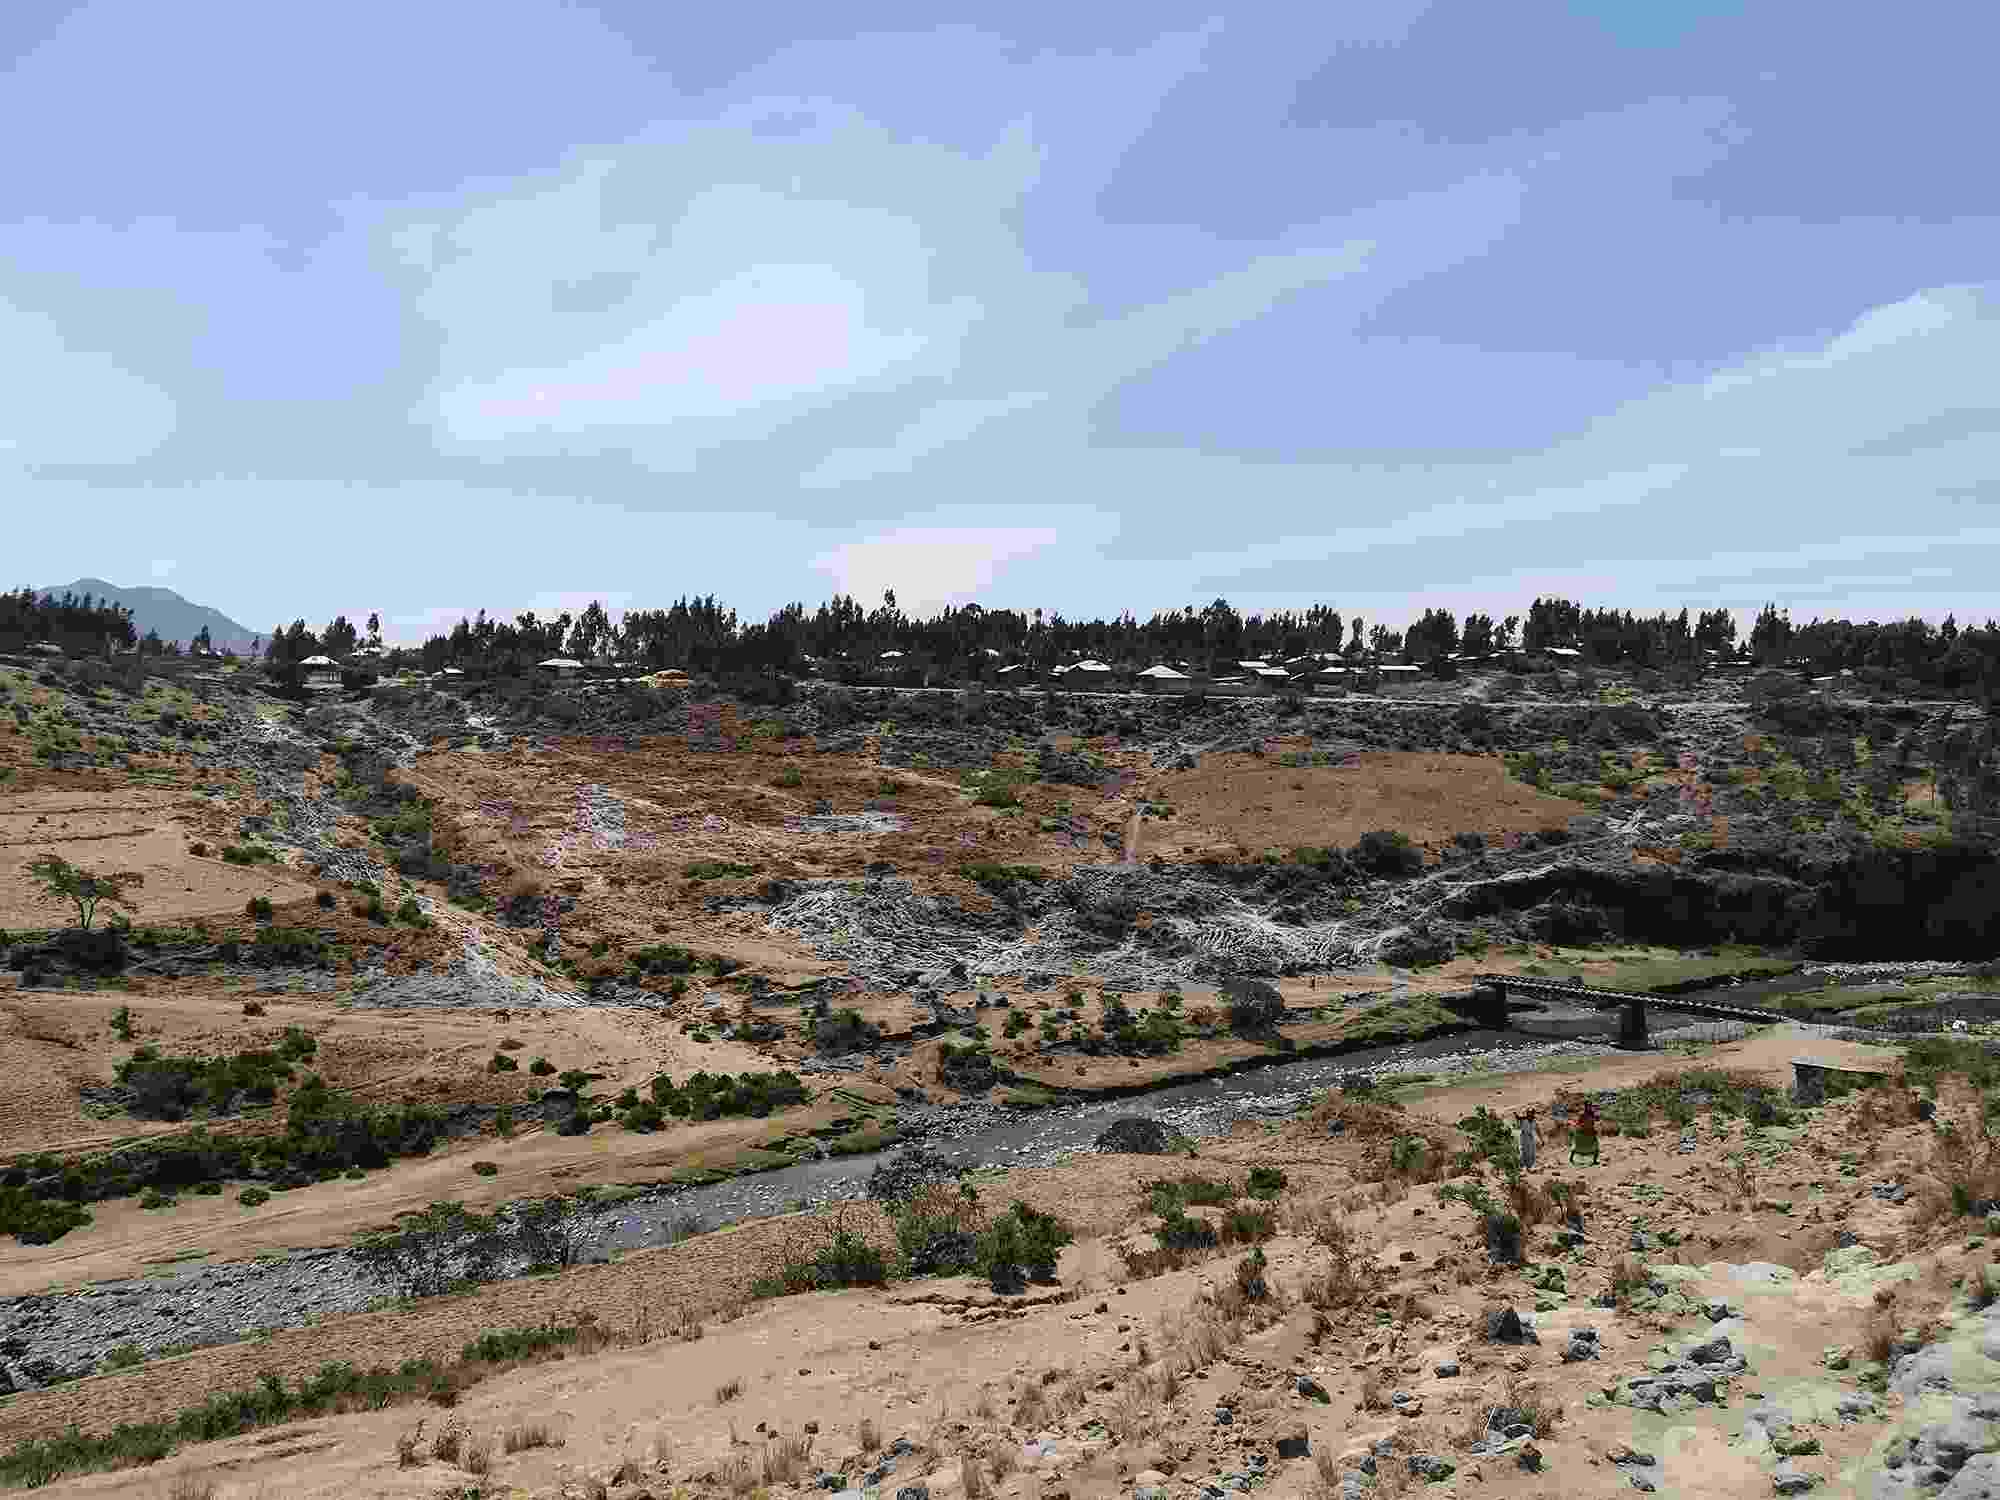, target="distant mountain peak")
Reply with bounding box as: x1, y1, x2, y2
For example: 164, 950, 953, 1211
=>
37, 577, 258, 651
